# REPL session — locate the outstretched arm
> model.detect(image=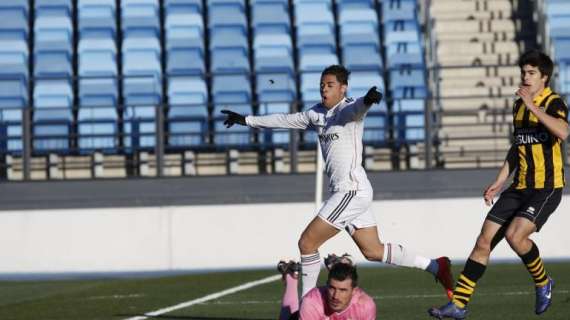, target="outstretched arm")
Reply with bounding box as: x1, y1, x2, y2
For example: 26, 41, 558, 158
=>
340, 86, 383, 121
221, 109, 312, 130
